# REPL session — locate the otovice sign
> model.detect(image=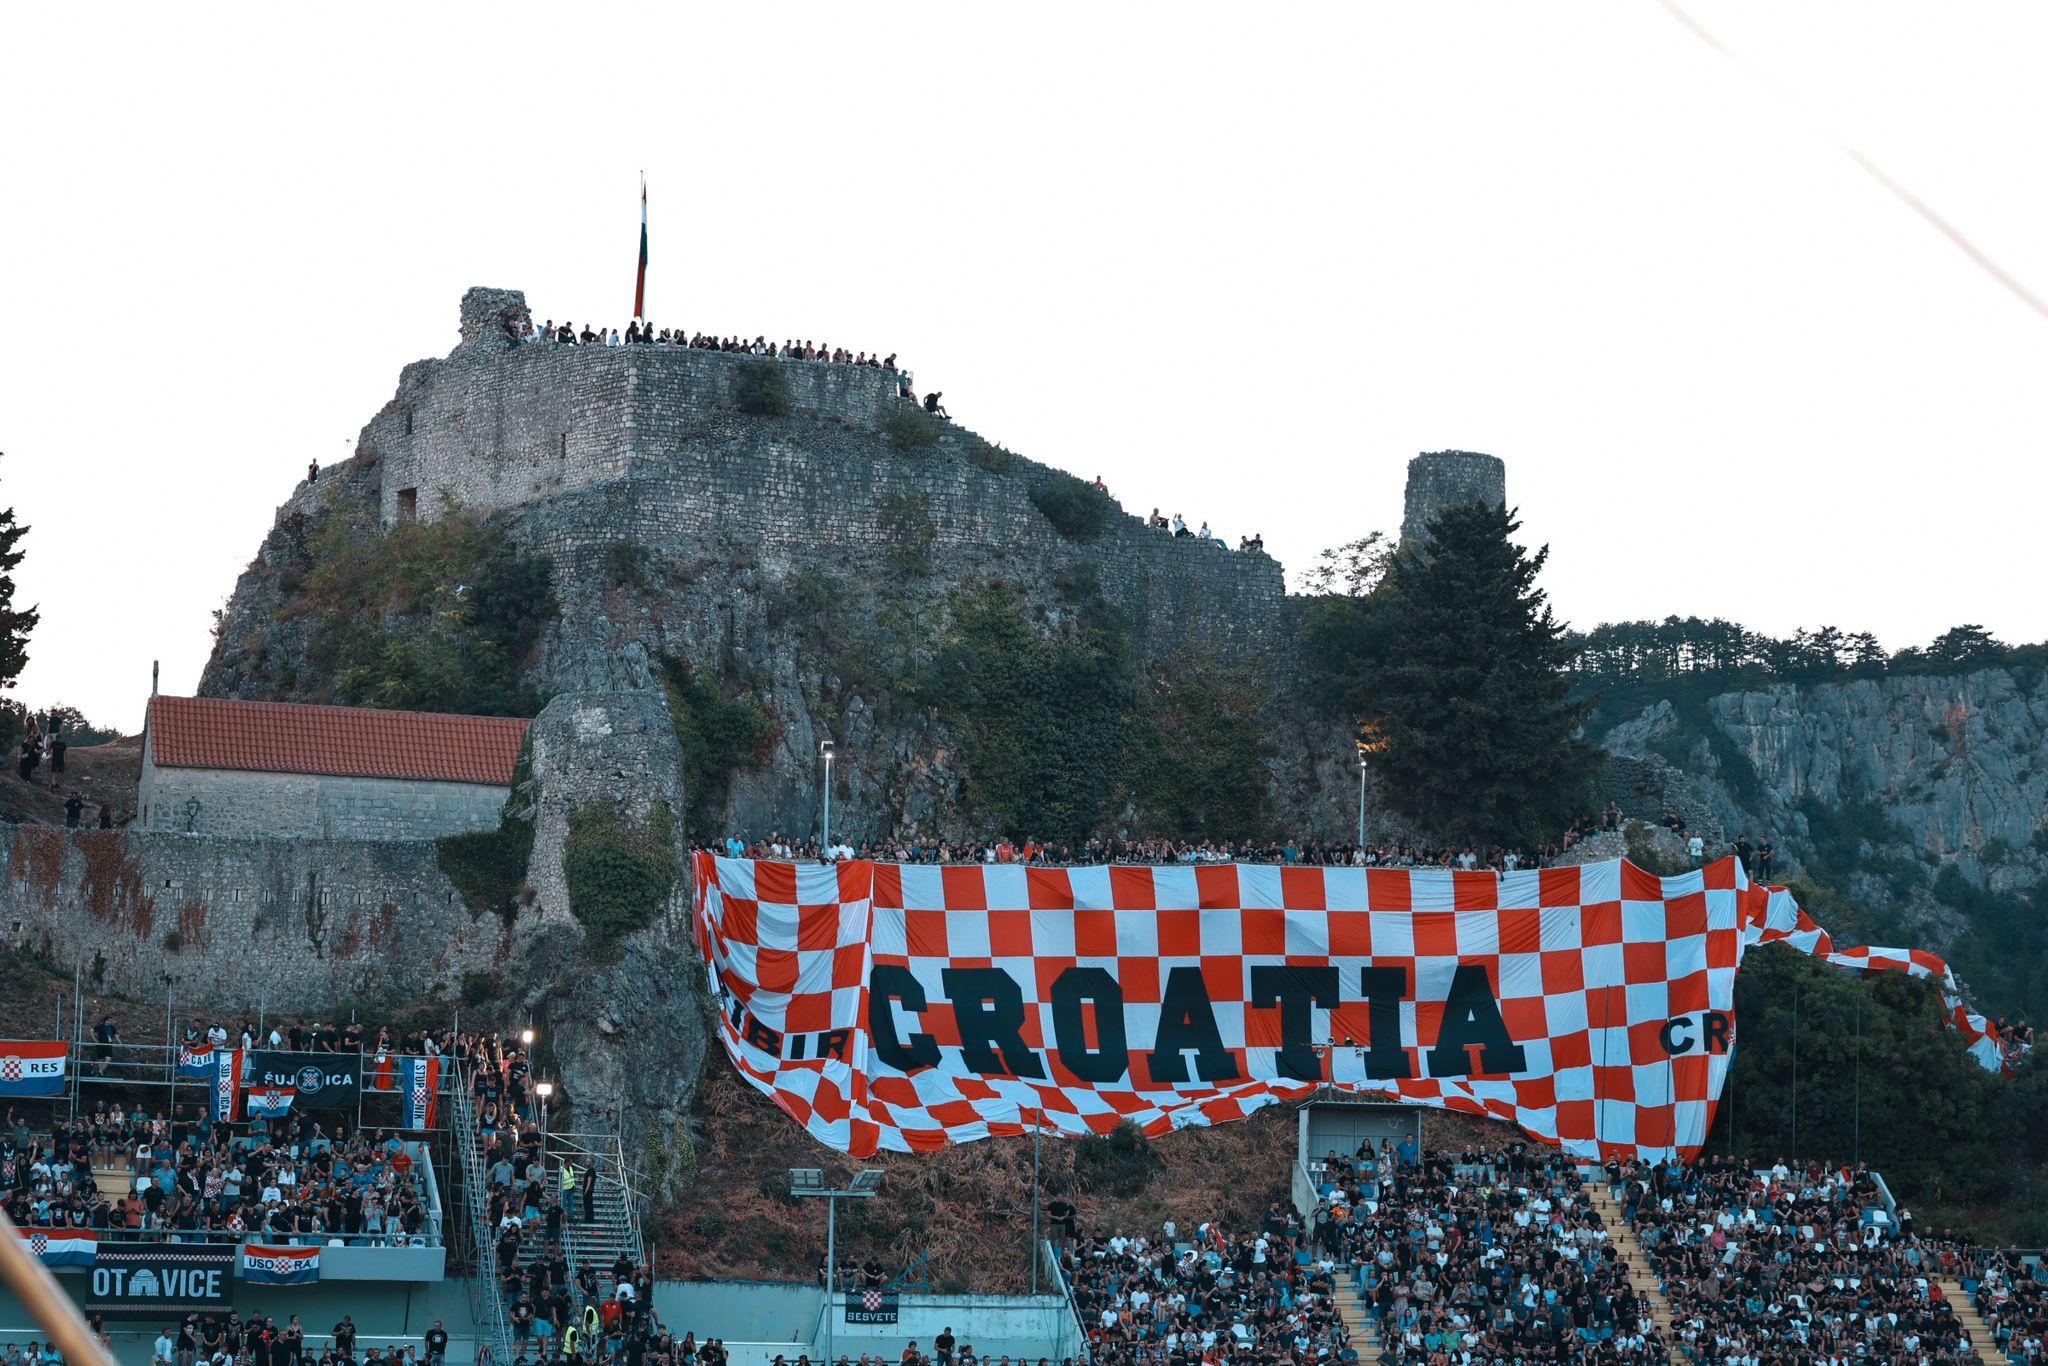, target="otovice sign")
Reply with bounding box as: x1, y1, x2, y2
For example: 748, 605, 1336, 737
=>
694, 854, 2006, 1161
